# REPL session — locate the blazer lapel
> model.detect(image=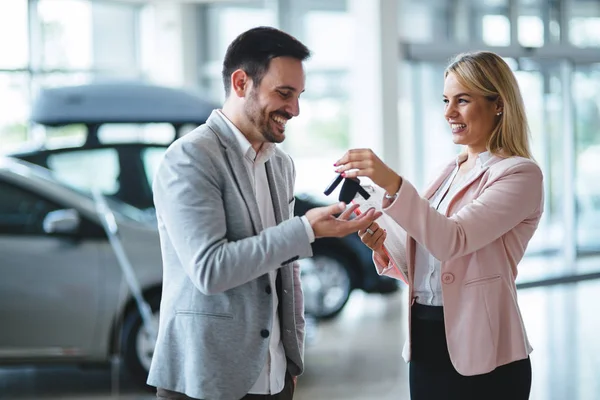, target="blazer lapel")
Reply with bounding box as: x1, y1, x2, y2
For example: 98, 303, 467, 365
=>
443, 154, 504, 216
265, 155, 285, 224
206, 111, 263, 234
